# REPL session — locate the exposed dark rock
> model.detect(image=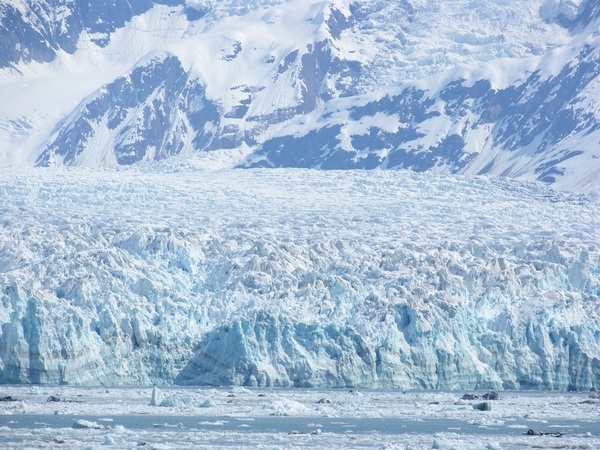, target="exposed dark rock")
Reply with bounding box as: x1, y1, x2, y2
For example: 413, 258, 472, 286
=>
0, 0, 186, 68
47, 395, 84, 403
482, 391, 500, 400
249, 41, 600, 186
524, 429, 566, 437
36, 56, 220, 166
